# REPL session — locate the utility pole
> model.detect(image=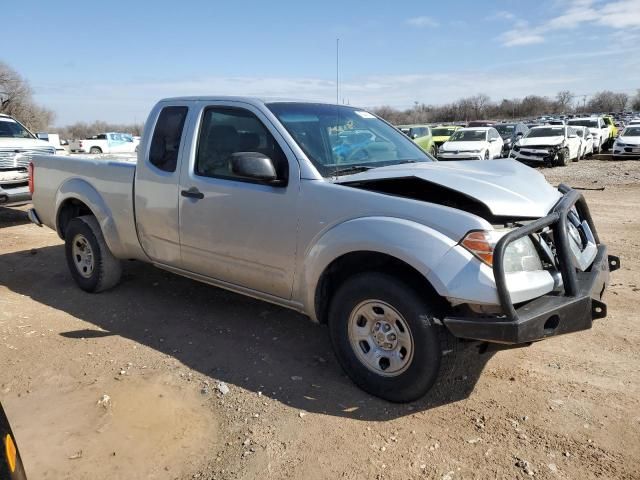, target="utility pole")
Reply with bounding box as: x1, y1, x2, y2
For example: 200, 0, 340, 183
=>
336, 38, 339, 105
